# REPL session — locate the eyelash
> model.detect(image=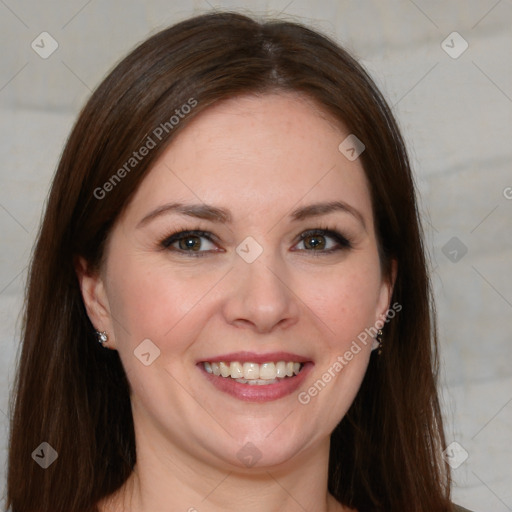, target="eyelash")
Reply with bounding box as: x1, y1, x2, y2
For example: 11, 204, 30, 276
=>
159, 226, 352, 257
